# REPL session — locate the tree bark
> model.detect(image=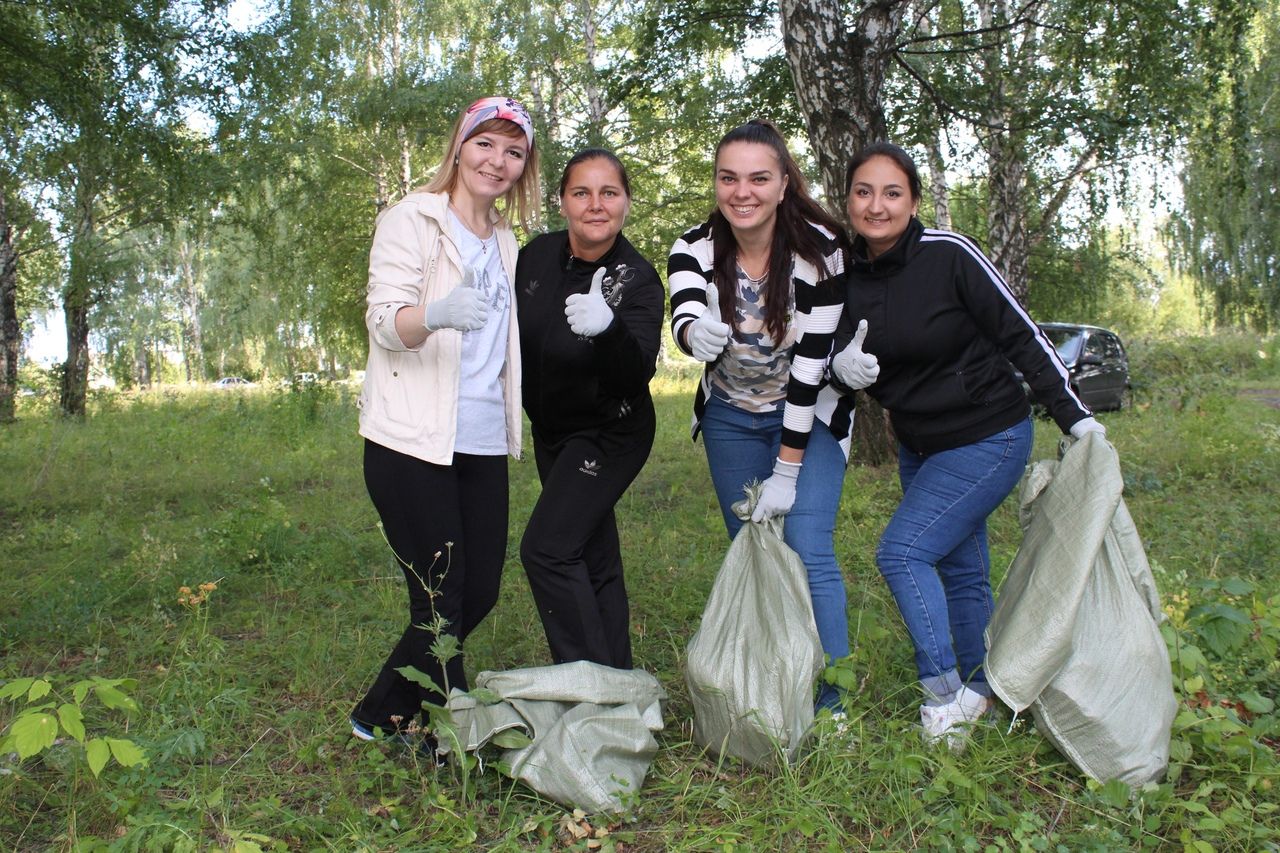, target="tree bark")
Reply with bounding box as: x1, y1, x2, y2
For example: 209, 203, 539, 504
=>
578, 0, 606, 138
0, 196, 19, 423
977, 0, 1031, 303
913, 0, 951, 231
60, 177, 96, 417
778, 0, 908, 205
925, 133, 952, 231
177, 234, 204, 382
985, 130, 1030, 303
779, 0, 908, 465
135, 341, 151, 388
